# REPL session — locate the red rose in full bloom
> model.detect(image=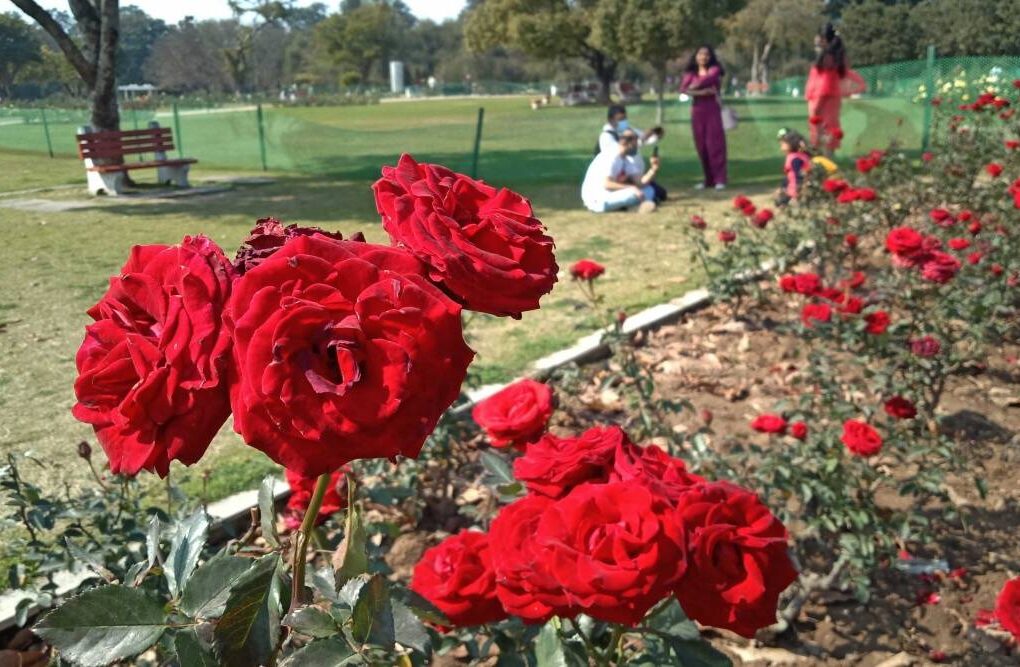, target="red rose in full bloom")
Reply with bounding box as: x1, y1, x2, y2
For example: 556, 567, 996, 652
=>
778, 272, 821, 295
886, 227, 925, 261
864, 310, 891, 334
718, 229, 737, 243
741, 203, 757, 217
991, 263, 1004, 276
921, 251, 961, 284
968, 221, 982, 235
233, 217, 350, 275
673, 481, 798, 638
968, 251, 983, 265
801, 302, 832, 328
854, 187, 876, 201
373, 154, 557, 318
1006, 140, 1020, 150
789, 421, 808, 440
512, 425, 627, 498
836, 189, 858, 204
690, 215, 708, 229
752, 209, 774, 228
986, 162, 1004, 178
844, 233, 859, 248
227, 235, 474, 477
995, 577, 1020, 639
823, 178, 848, 193
948, 238, 970, 251
472, 379, 553, 448
841, 419, 882, 456
911, 335, 941, 357
929, 208, 954, 227
411, 530, 508, 628
72, 237, 234, 477
491, 481, 685, 626
750, 414, 787, 435
732, 195, 752, 209
610, 443, 705, 501
884, 396, 917, 420
856, 156, 878, 173
283, 467, 348, 531
569, 259, 605, 282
